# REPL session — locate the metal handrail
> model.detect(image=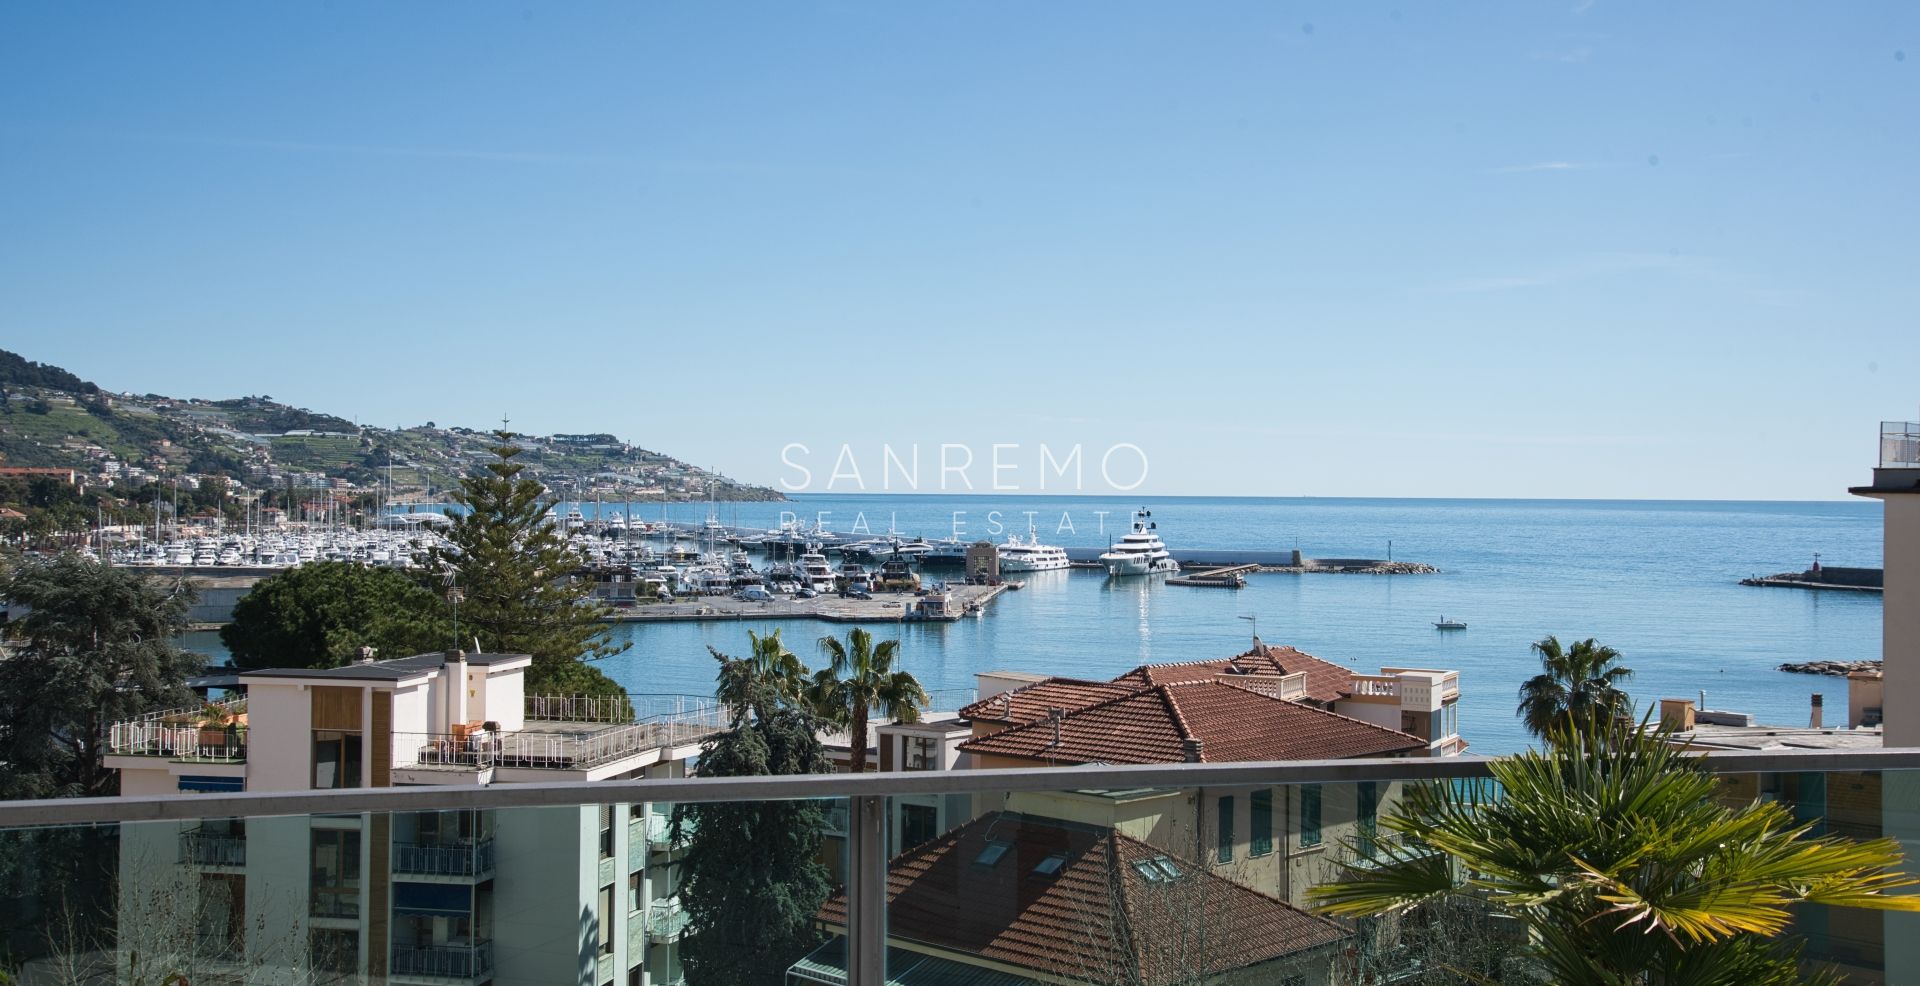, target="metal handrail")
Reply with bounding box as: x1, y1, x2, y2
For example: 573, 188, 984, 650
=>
6, 747, 1920, 828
